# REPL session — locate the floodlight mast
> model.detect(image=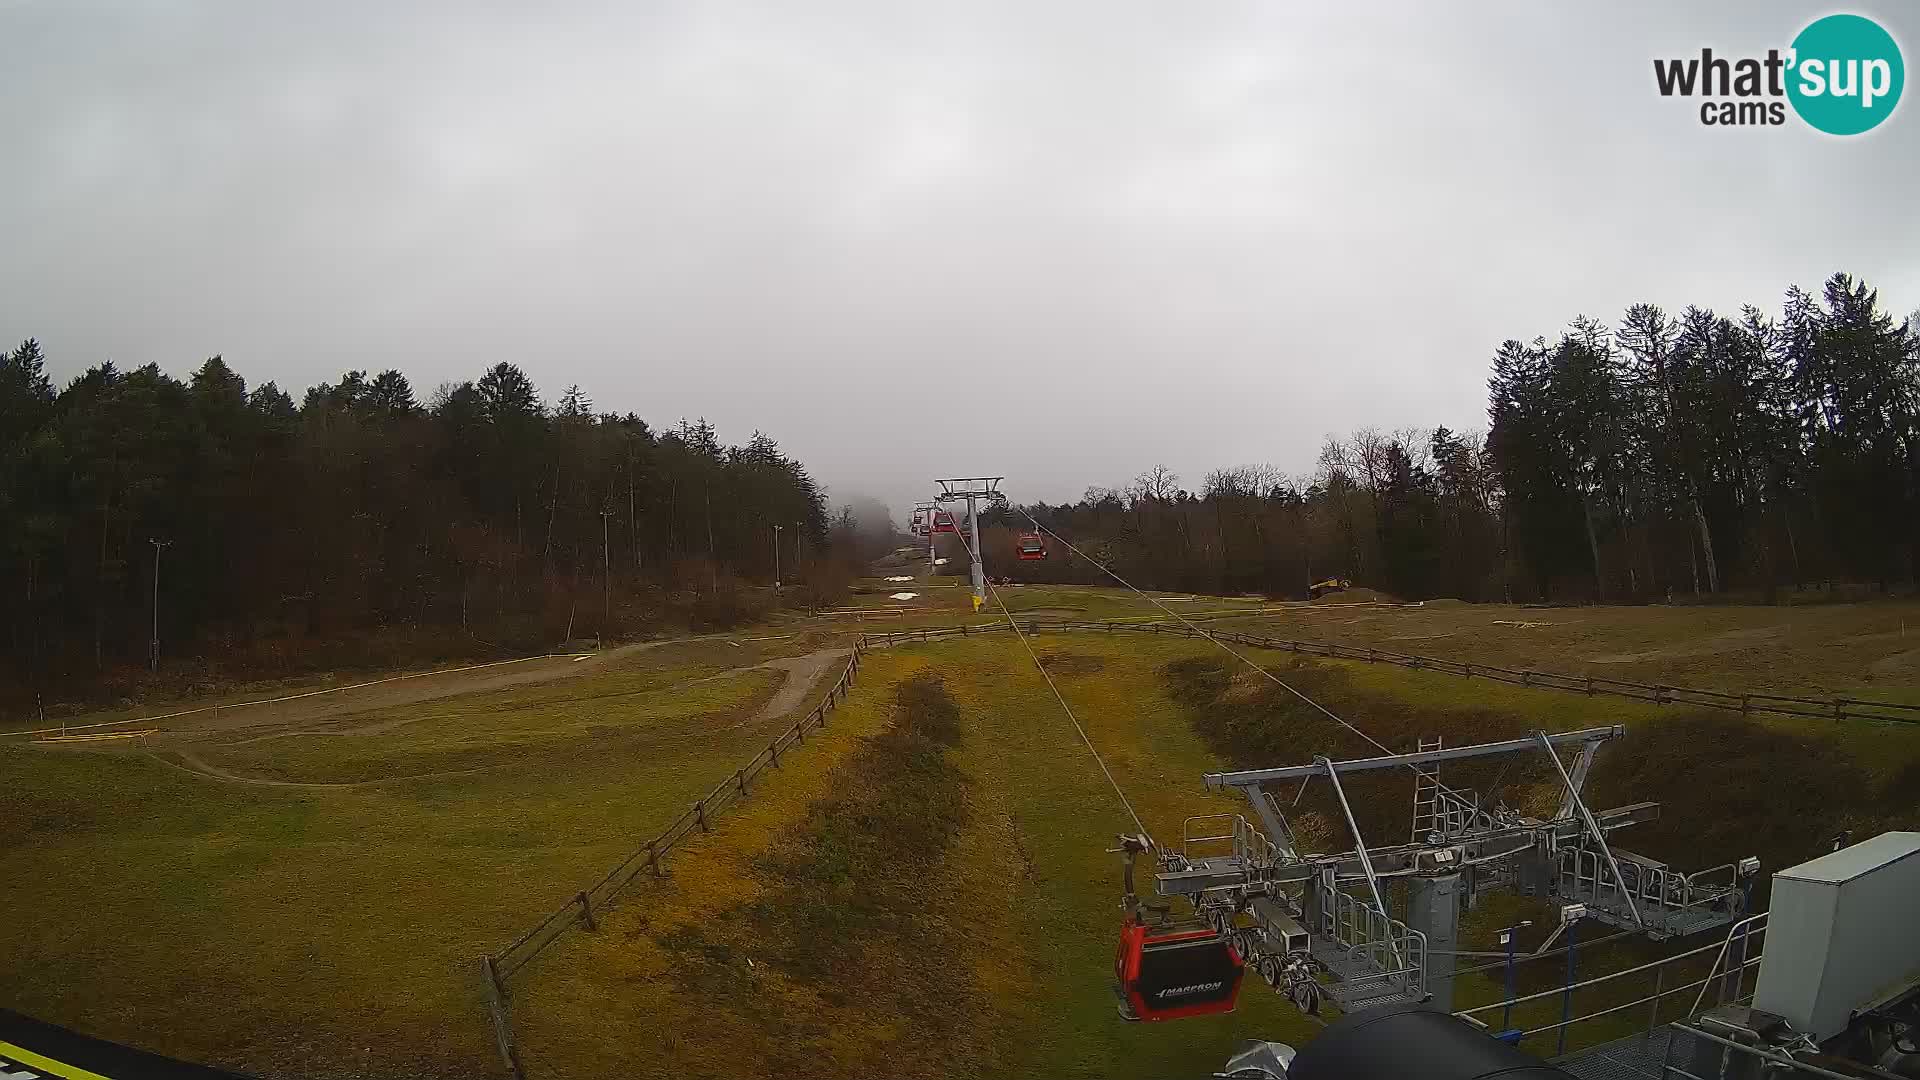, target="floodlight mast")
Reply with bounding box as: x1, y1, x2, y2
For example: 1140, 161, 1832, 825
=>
934, 477, 1002, 608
